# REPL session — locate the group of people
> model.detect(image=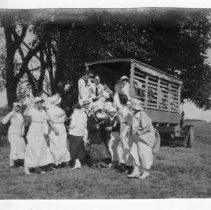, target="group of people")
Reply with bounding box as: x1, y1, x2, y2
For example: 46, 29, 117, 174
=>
2, 72, 159, 179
